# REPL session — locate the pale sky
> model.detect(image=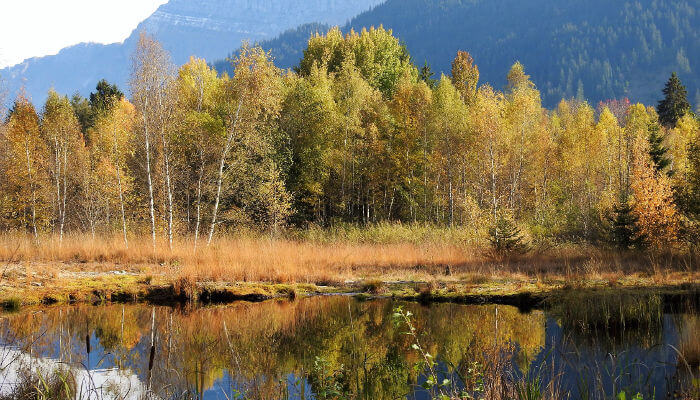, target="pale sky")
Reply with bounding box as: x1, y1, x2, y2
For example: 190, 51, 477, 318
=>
0, 0, 168, 68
